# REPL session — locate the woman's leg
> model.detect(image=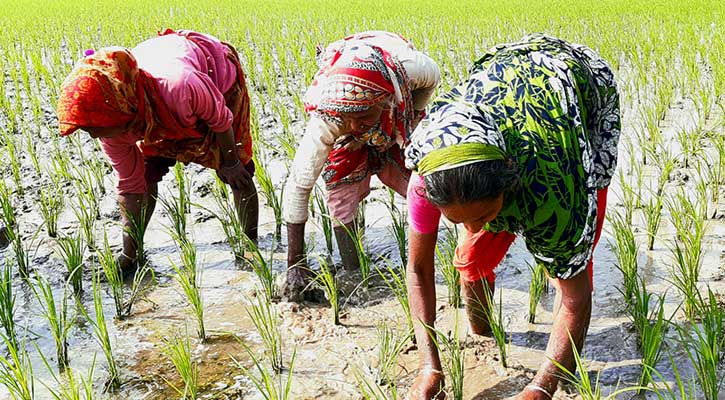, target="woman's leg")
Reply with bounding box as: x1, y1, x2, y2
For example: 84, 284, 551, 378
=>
327, 177, 371, 270
232, 161, 259, 243
454, 229, 516, 334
